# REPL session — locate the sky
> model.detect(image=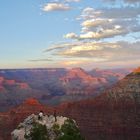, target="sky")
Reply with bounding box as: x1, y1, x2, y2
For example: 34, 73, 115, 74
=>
0, 0, 140, 69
